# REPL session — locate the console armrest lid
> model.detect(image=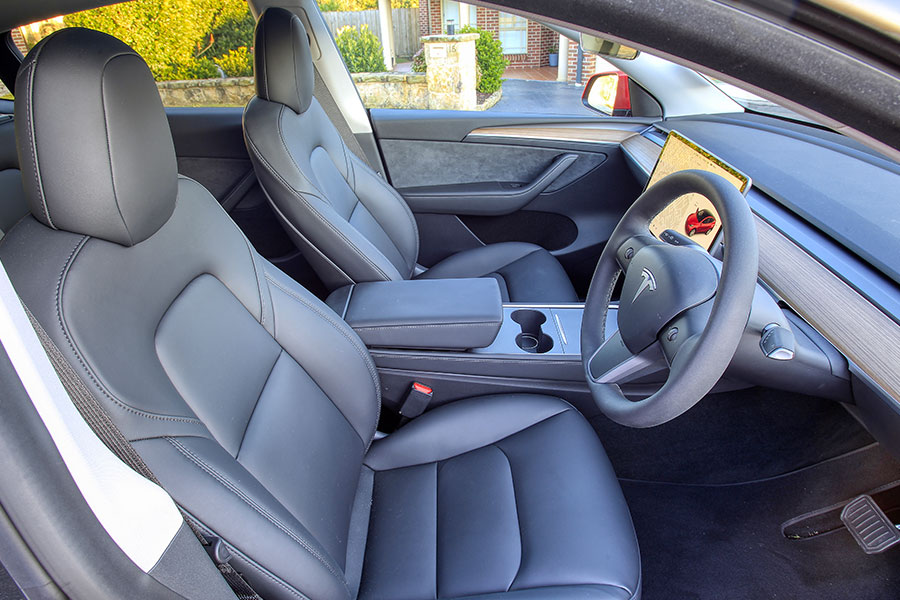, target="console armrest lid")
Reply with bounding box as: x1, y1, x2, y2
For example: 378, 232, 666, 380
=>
327, 278, 503, 350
